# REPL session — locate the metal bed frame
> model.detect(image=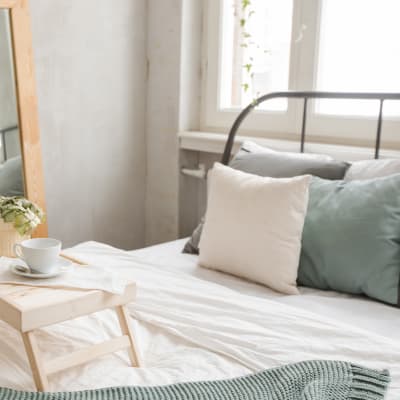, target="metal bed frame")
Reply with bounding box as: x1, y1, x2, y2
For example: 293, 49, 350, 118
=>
0, 124, 18, 162
221, 91, 400, 165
